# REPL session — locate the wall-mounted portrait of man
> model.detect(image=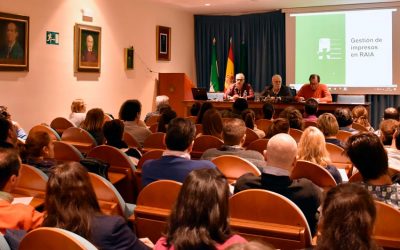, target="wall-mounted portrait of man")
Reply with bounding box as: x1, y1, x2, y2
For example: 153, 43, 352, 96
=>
75, 24, 101, 72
